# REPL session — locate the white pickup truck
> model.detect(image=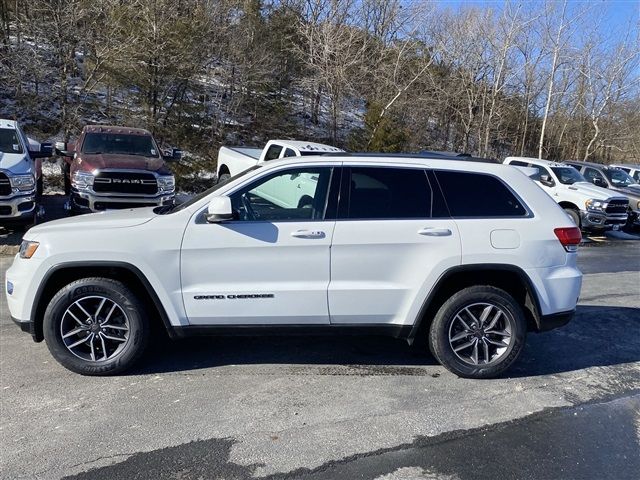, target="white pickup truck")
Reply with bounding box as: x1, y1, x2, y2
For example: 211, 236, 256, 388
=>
216, 140, 343, 183
504, 157, 628, 231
